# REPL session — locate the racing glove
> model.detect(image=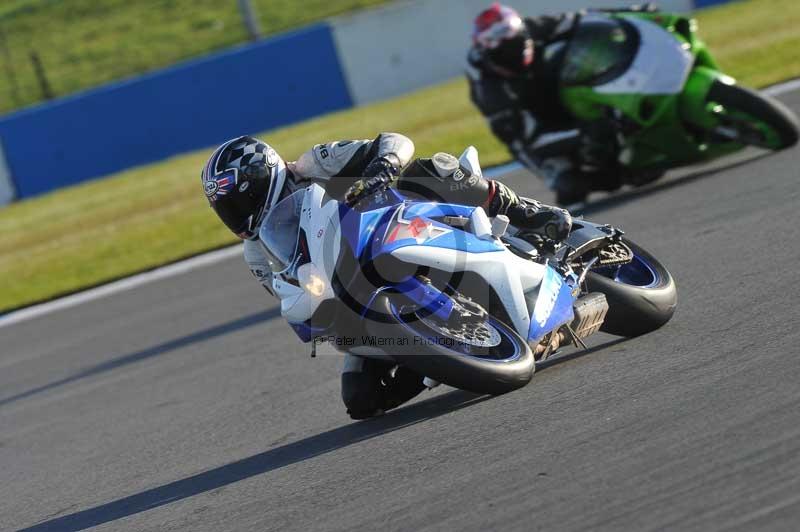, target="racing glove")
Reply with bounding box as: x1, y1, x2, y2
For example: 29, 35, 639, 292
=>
344, 155, 401, 205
